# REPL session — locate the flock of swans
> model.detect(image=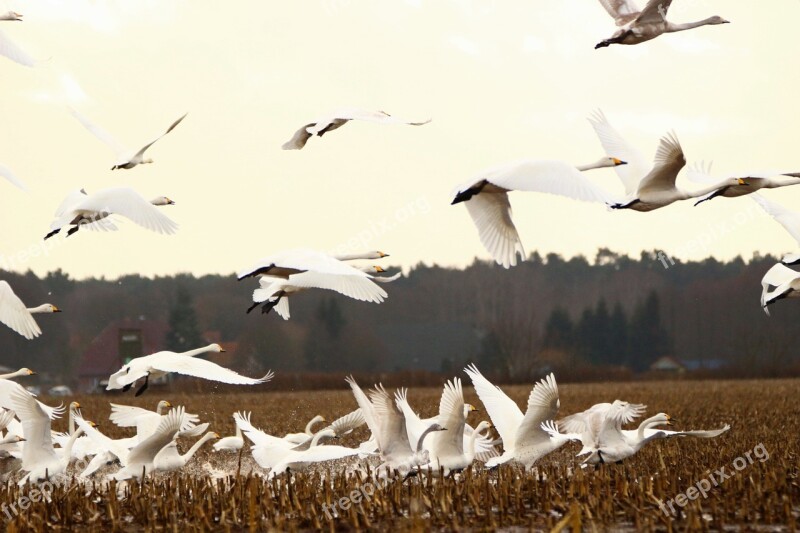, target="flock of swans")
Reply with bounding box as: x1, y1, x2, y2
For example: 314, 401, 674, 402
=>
0, 364, 728, 484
